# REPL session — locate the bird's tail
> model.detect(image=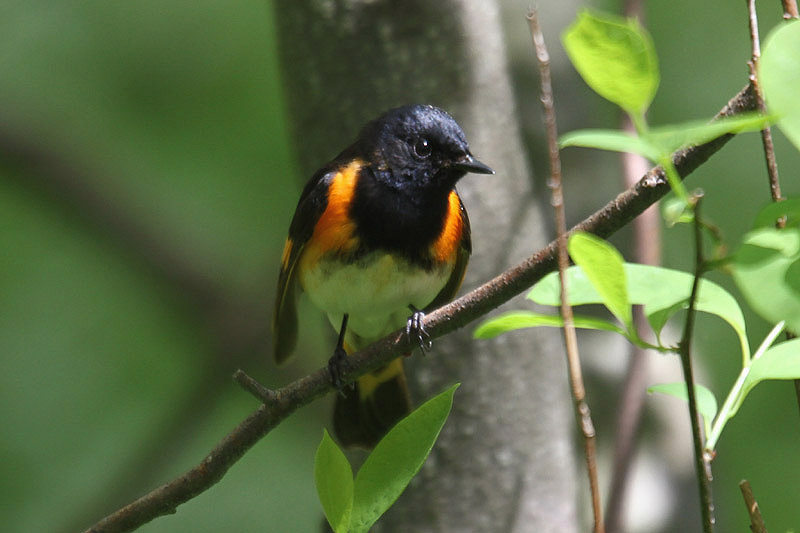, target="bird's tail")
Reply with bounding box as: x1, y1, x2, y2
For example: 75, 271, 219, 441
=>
333, 357, 412, 449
